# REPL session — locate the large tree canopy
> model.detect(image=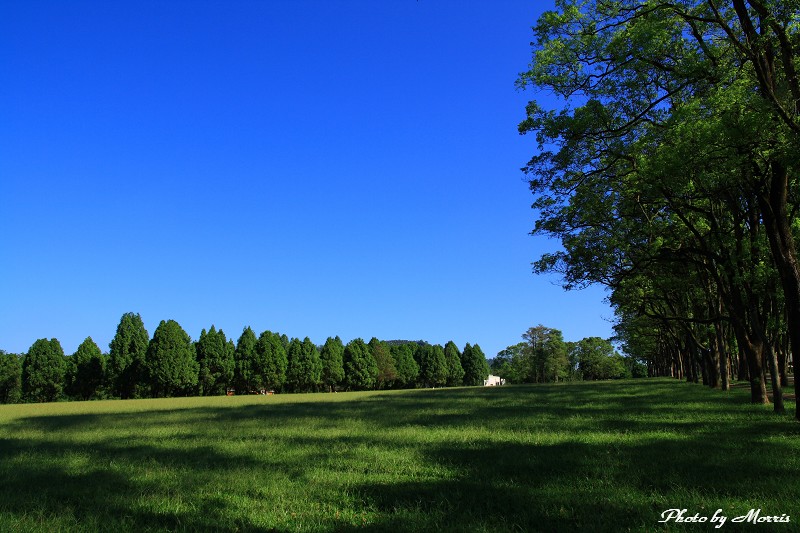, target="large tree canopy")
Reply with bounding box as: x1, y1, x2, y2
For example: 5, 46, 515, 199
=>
256, 330, 288, 392
461, 343, 490, 386
344, 338, 378, 391
444, 340, 465, 387
145, 320, 198, 398
519, 0, 800, 416
196, 326, 234, 396
69, 337, 105, 401
234, 326, 259, 394
22, 338, 65, 403
286, 337, 322, 393
320, 336, 345, 392
0, 351, 22, 404
108, 312, 149, 399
